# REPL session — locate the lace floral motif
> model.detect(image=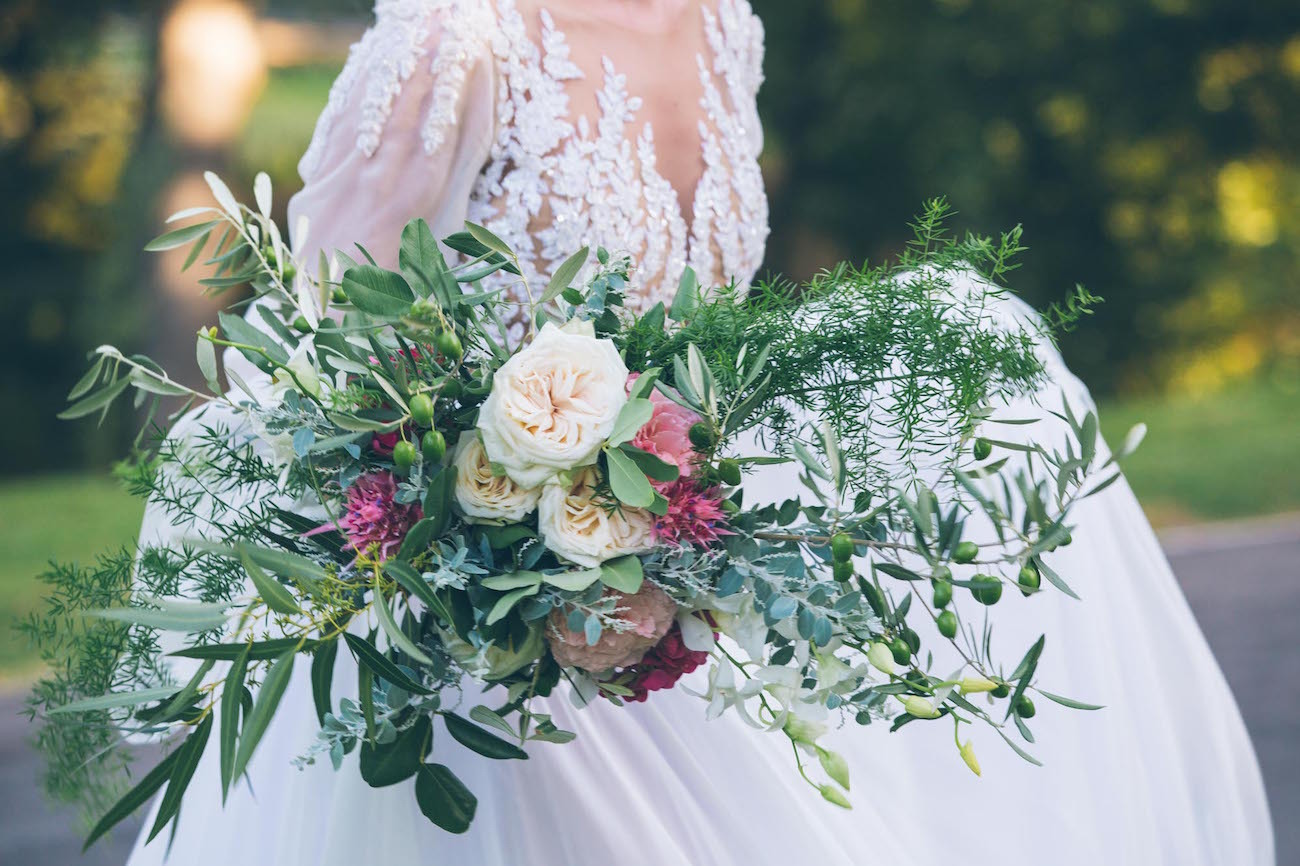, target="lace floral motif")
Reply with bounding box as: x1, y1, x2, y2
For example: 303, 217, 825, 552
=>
299, 0, 492, 176
300, 0, 769, 345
